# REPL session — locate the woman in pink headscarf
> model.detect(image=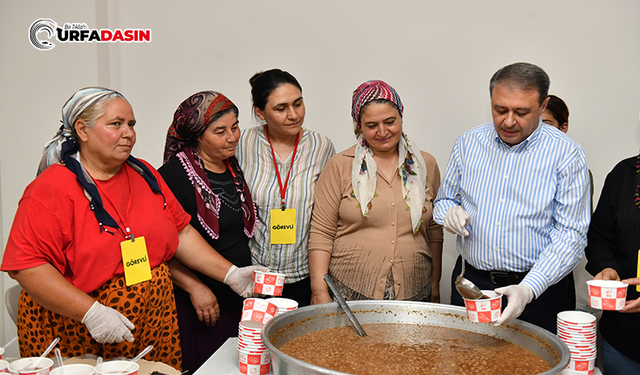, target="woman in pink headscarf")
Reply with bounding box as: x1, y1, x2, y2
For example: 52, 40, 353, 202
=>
308, 80, 443, 304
